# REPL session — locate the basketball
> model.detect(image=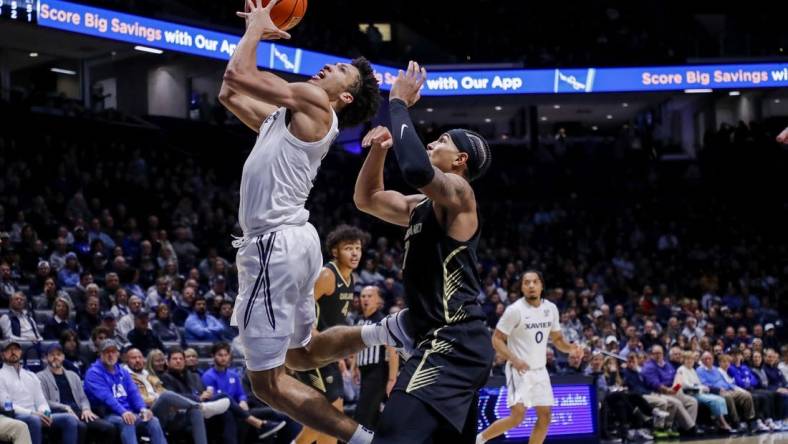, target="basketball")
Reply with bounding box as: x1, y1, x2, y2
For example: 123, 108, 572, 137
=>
262, 0, 307, 31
